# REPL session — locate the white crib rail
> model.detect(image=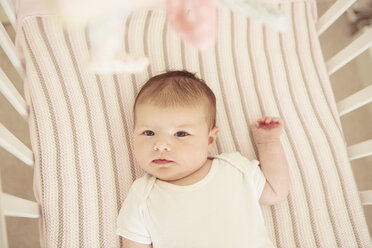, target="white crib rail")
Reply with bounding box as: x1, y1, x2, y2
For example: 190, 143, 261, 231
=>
316, 0, 372, 212
1, 193, 40, 217
360, 190, 372, 206
337, 84, 372, 116
0, 20, 23, 77
347, 139, 372, 161
0, 123, 33, 165
0, 0, 16, 29
0, 67, 28, 118
316, 0, 357, 35
0, 1, 38, 247
326, 27, 372, 75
